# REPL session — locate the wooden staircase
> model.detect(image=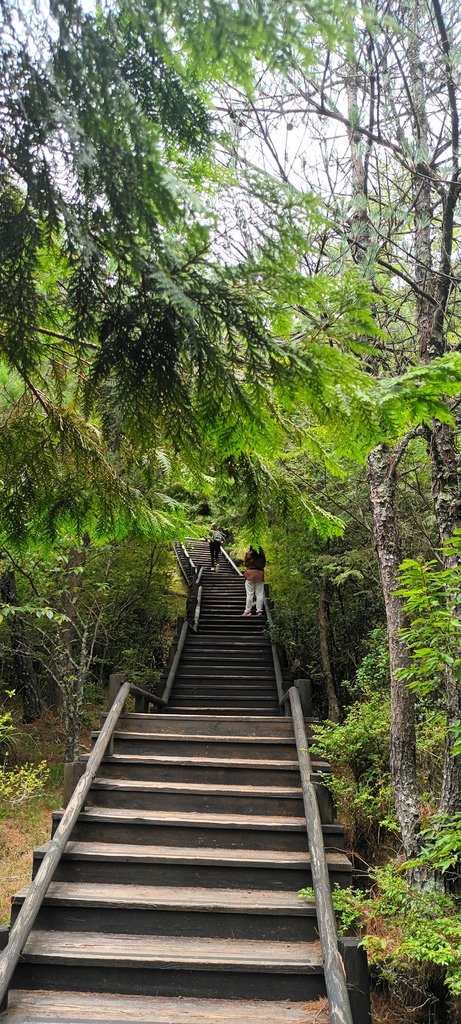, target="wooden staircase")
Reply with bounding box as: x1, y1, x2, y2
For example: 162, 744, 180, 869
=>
2, 540, 354, 1023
